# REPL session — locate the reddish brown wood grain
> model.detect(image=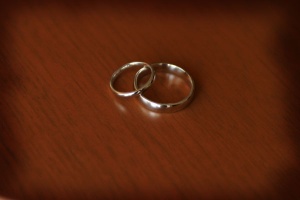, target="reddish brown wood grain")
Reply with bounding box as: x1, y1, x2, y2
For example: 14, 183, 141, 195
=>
0, 0, 299, 199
